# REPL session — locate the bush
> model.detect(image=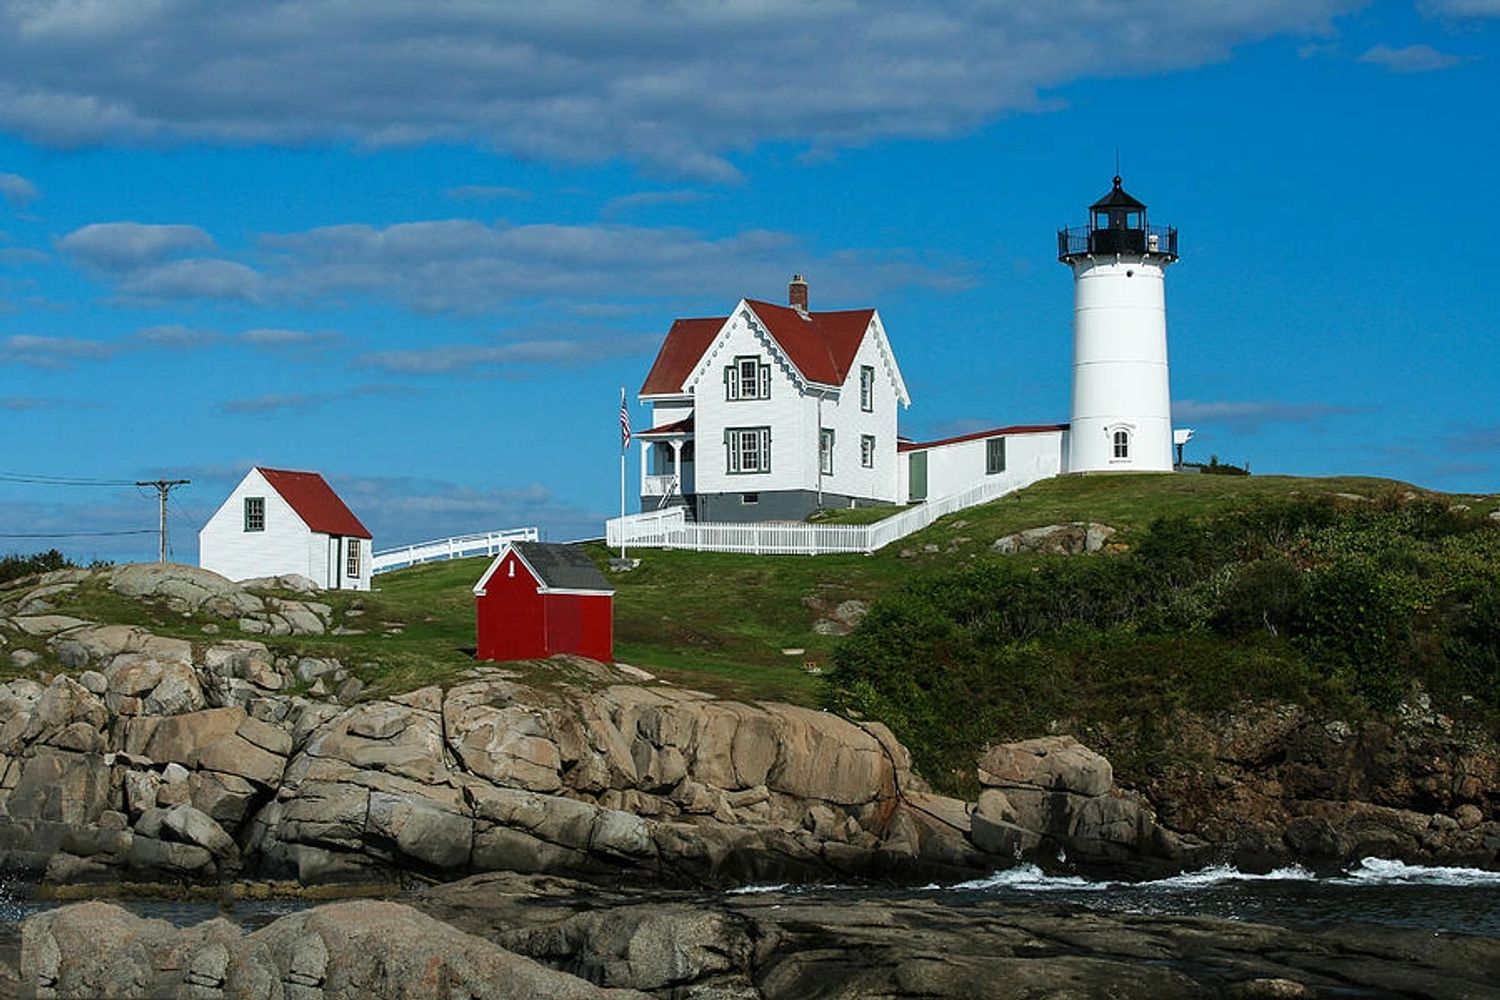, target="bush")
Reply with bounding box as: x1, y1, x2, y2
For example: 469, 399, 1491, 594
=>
0, 549, 72, 586
825, 494, 1500, 790
1210, 558, 1304, 639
